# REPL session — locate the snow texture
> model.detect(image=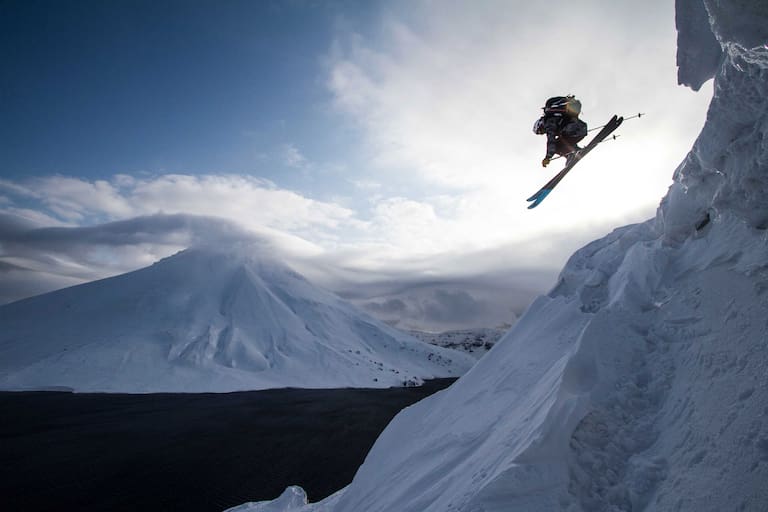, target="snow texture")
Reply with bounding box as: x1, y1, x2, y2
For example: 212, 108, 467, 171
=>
236, 1, 768, 511
0, 245, 474, 392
